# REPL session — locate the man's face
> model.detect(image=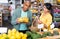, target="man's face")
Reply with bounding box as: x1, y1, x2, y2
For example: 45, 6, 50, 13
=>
23, 1, 30, 11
